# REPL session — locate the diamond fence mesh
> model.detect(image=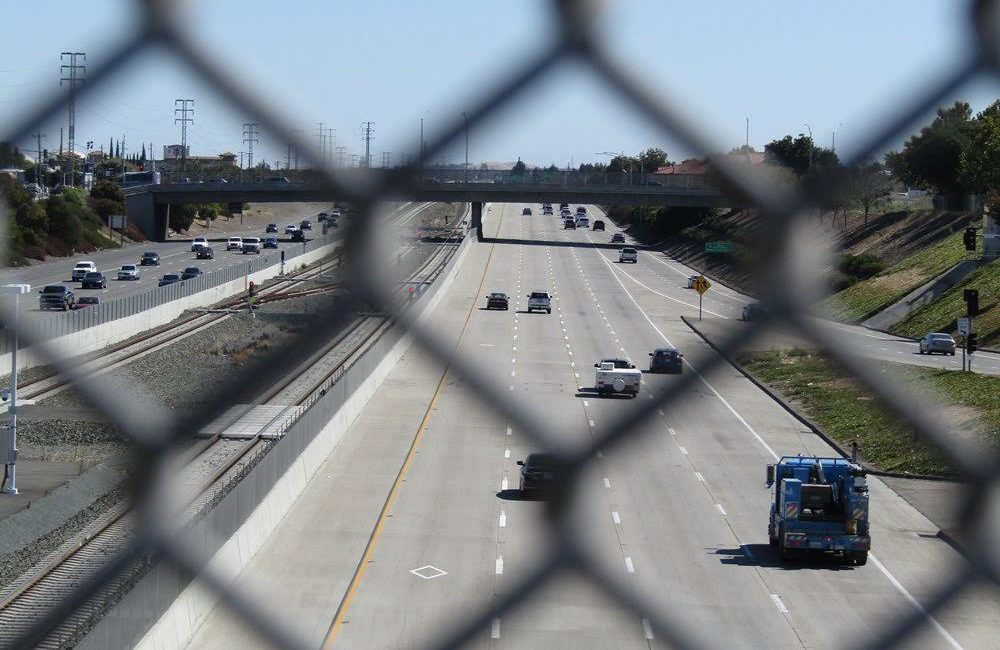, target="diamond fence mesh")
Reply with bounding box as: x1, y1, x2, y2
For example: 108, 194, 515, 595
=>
1, 0, 999, 648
